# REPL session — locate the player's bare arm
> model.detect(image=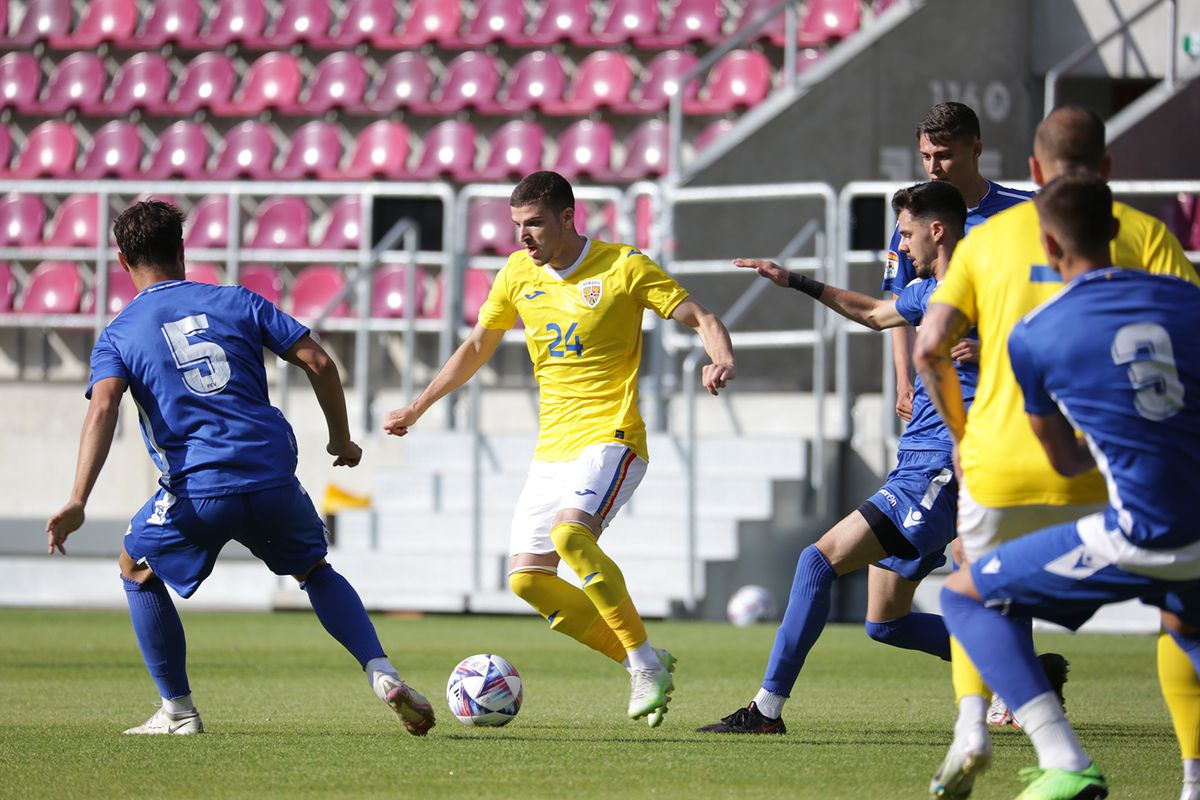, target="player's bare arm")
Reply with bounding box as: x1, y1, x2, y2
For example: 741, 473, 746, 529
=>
733, 258, 908, 331
283, 335, 361, 468
383, 324, 506, 436
891, 323, 916, 422
46, 376, 128, 554
913, 302, 970, 442
1026, 411, 1096, 477
669, 297, 736, 396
